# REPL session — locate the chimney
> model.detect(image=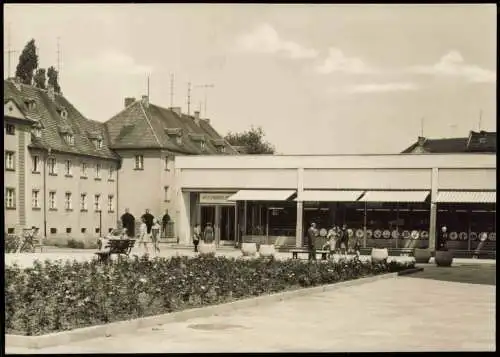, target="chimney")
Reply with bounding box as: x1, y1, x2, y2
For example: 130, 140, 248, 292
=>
170, 107, 182, 116
194, 111, 200, 125
417, 136, 426, 147
10, 77, 22, 90
204, 118, 210, 125
141, 95, 149, 108
47, 85, 55, 101
124, 97, 135, 108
